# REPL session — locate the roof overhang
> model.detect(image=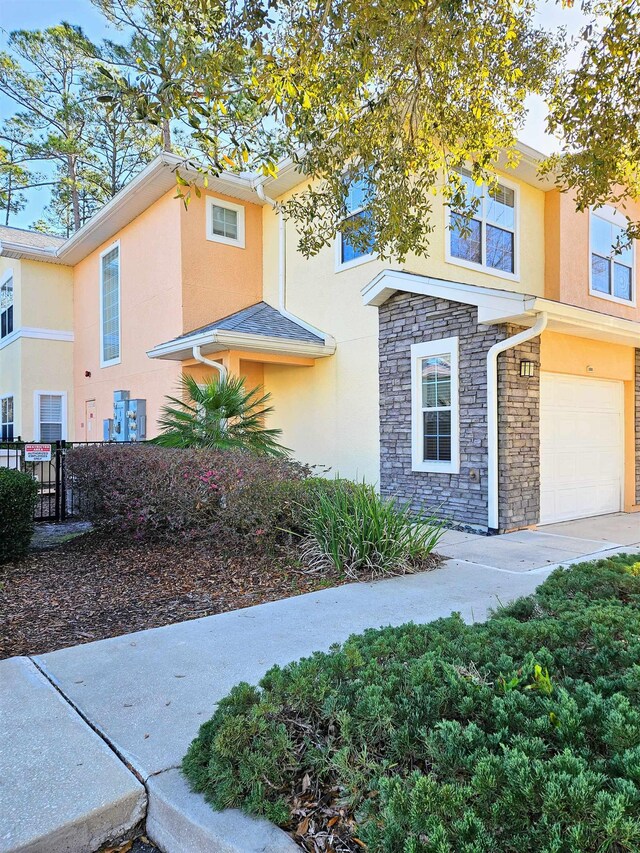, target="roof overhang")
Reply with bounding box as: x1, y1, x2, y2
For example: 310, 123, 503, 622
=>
147, 328, 335, 362
0, 241, 65, 264
363, 269, 640, 348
